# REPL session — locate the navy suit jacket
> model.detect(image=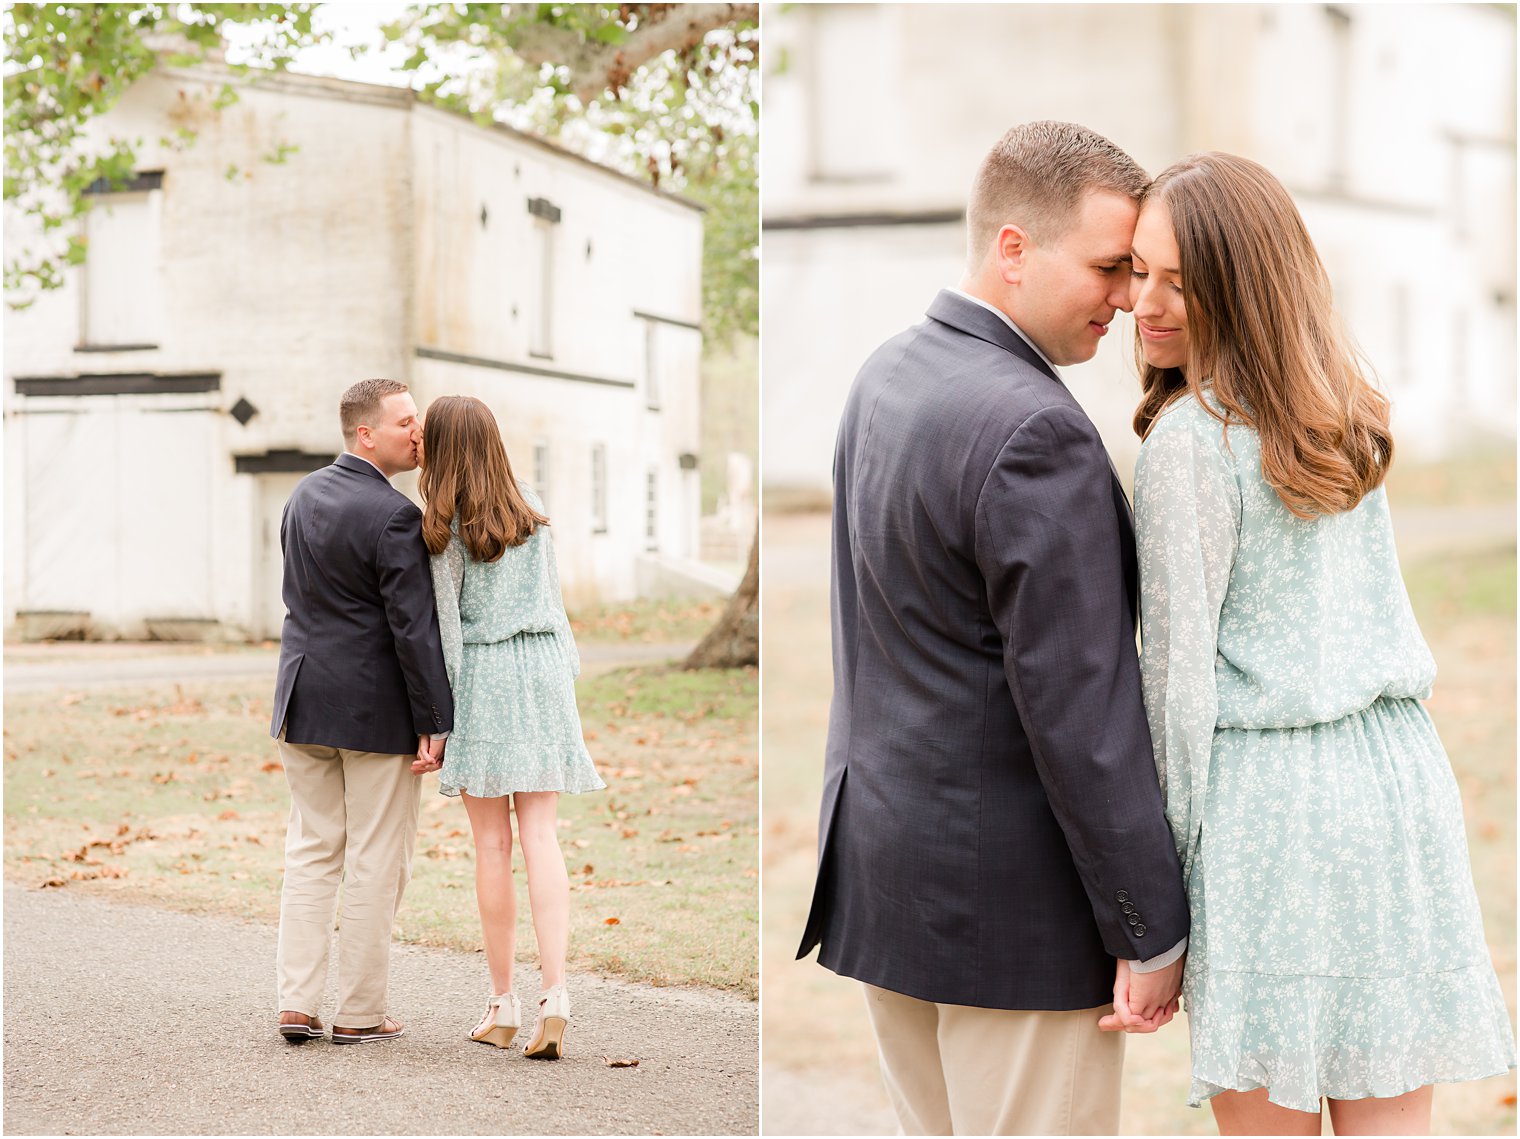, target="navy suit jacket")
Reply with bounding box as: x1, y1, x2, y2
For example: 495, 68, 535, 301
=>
797, 290, 1189, 1010
270, 452, 453, 754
